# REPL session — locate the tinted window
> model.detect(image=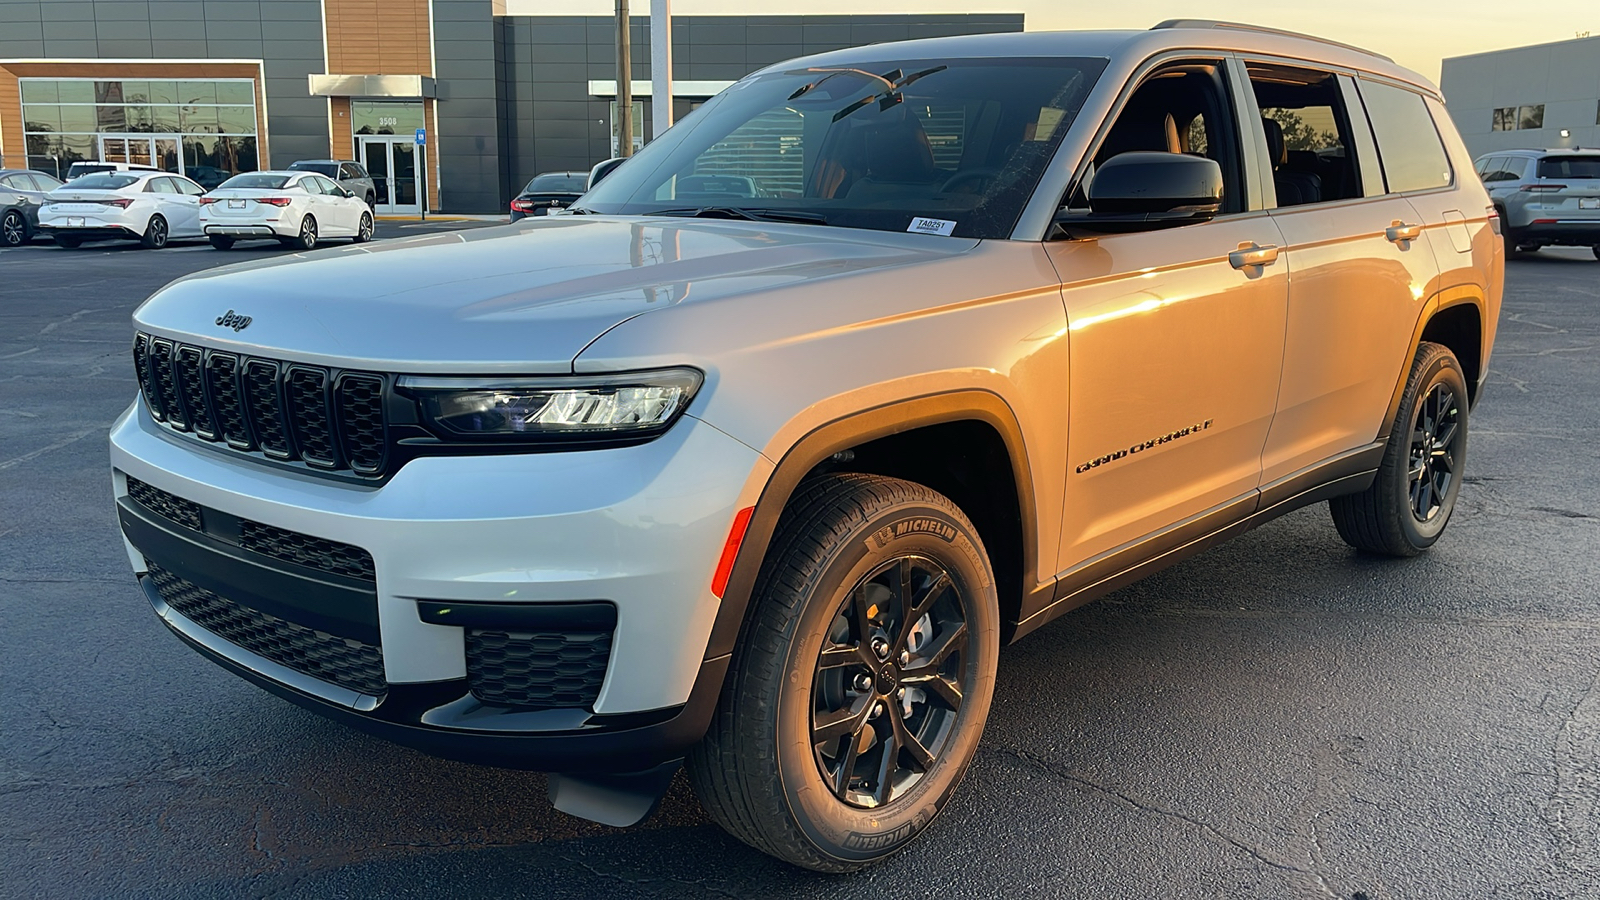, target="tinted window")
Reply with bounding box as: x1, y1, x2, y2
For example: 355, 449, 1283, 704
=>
29, 173, 62, 191
524, 173, 588, 193
580, 56, 1108, 239
289, 162, 340, 177
339, 164, 363, 179
1358, 81, 1451, 193
0, 175, 19, 189
66, 173, 139, 190
1251, 65, 1368, 206
220, 173, 292, 190
316, 176, 343, 194
1538, 156, 1600, 179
